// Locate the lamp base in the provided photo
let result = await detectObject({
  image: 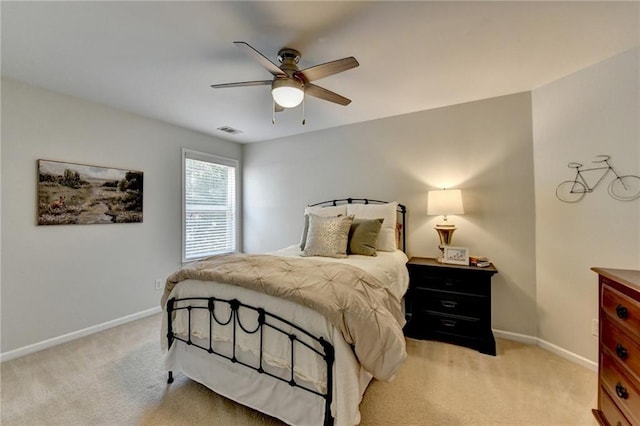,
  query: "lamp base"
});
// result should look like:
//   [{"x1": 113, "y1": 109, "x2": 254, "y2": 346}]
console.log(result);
[
  {"x1": 435, "y1": 224, "x2": 457, "y2": 246},
  {"x1": 434, "y1": 224, "x2": 457, "y2": 262},
  {"x1": 436, "y1": 247, "x2": 449, "y2": 263}
]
